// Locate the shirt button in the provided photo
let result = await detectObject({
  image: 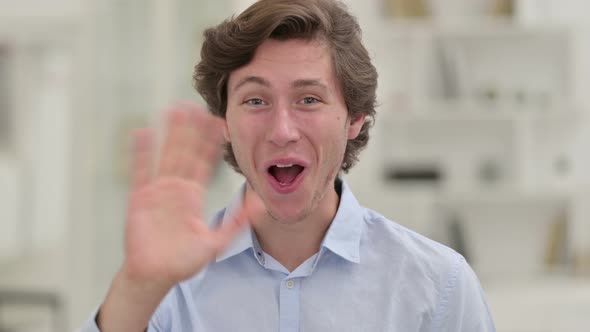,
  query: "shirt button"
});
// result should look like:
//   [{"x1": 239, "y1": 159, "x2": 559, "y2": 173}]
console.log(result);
[
  {"x1": 256, "y1": 252, "x2": 265, "y2": 264},
  {"x1": 285, "y1": 279, "x2": 294, "y2": 289}
]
